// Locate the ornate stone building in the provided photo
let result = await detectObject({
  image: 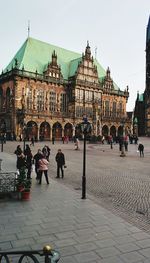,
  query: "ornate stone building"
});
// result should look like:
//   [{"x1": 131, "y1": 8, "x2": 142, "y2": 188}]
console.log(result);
[{"x1": 0, "y1": 37, "x2": 129, "y2": 140}]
